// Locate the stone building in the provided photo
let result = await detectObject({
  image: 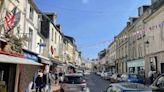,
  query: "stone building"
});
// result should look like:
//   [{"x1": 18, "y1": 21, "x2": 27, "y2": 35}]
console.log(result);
[
  {"x1": 106, "y1": 40, "x2": 116, "y2": 73},
  {"x1": 144, "y1": 0, "x2": 164, "y2": 77},
  {"x1": 115, "y1": 25, "x2": 129, "y2": 74}
]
